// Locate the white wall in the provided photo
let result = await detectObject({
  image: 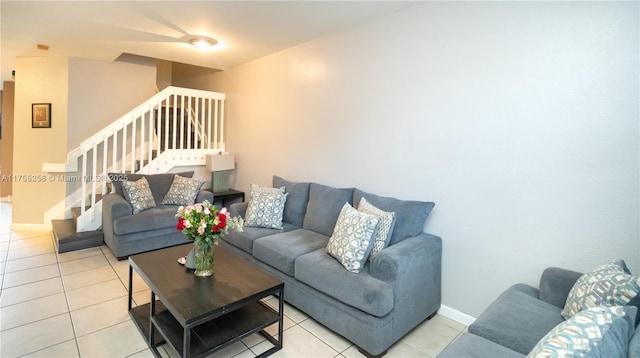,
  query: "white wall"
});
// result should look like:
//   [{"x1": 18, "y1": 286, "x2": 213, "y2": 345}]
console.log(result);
[
  {"x1": 67, "y1": 55, "x2": 156, "y2": 149},
  {"x1": 13, "y1": 57, "x2": 69, "y2": 226},
  {"x1": 213, "y1": 1, "x2": 639, "y2": 317}
]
